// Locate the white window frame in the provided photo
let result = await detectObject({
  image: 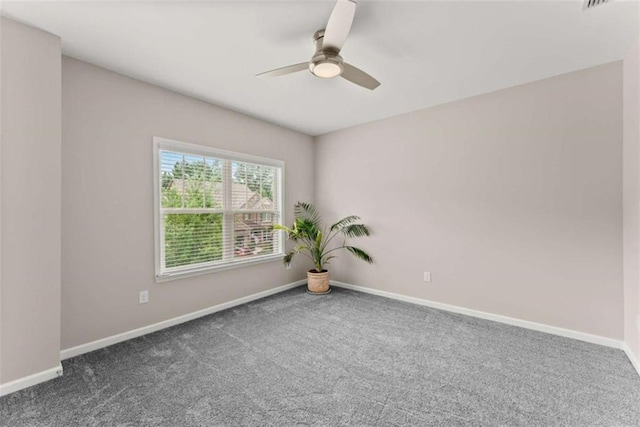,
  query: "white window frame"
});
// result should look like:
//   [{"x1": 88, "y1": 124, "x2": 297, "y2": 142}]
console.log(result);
[{"x1": 153, "y1": 137, "x2": 285, "y2": 282}]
